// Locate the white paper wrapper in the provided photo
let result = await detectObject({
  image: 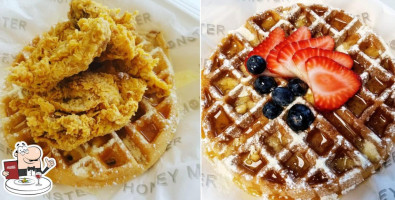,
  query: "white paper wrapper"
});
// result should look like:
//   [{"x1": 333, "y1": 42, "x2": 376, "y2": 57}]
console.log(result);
[
  {"x1": 201, "y1": 0, "x2": 395, "y2": 199},
  {"x1": 0, "y1": 0, "x2": 200, "y2": 199}
]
